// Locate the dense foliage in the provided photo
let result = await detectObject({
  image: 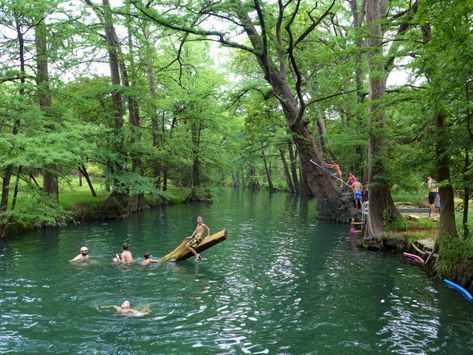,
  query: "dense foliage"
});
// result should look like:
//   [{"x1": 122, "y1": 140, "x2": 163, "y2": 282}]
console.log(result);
[{"x1": 0, "y1": 0, "x2": 472, "y2": 257}]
